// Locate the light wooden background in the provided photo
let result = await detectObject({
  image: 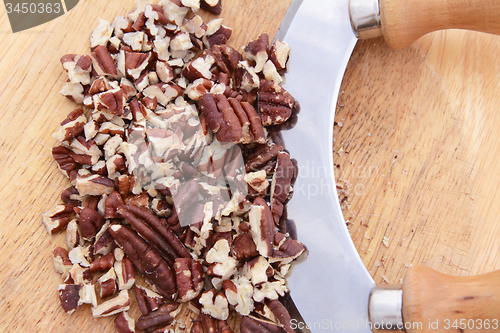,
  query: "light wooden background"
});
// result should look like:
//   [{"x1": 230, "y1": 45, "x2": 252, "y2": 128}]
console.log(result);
[{"x1": 0, "y1": 0, "x2": 499, "y2": 332}]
